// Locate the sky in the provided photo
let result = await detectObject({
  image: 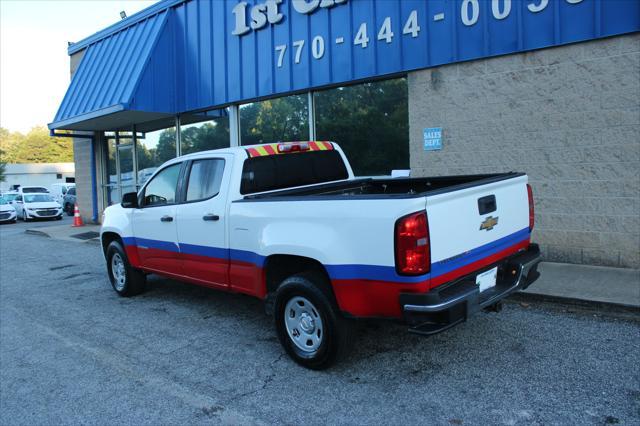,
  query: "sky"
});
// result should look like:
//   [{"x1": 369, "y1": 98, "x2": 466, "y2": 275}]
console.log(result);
[{"x1": 0, "y1": 0, "x2": 159, "y2": 134}]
